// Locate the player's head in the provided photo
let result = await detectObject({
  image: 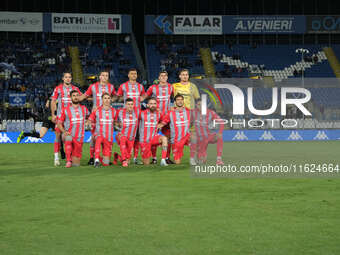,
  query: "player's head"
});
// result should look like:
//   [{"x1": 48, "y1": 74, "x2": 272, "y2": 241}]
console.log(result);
[
  {"x1": 99, "y1": 70, "x2": 109, "y2": 84},
  {"x1": 70, "y1": 90, "x2": 79, "y2": 104},
  {"x1": 179, "y1": 69, "x2": 189, "y2": 83},
  {"x1": 128, "y1": 68, "x2": 138, "y2": 82},
  {"x1": 147, "y1": 97, "x2": 157, "y2": 111},
  {"x1": 158, "y1": 71, "x2": 168, "y2": 84},
  {"x1": 62, "y1": 72, "x2": 72, "y2": 85},
  {"x1": 174, "y1": 94, "x2": 184, "y2": 108},
  {"x1": 125, "y1": 98, "x2": 134, "y2": 111},
  {"x1": 102, "y1": 92, "x2": 111, "y2": 106}
]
